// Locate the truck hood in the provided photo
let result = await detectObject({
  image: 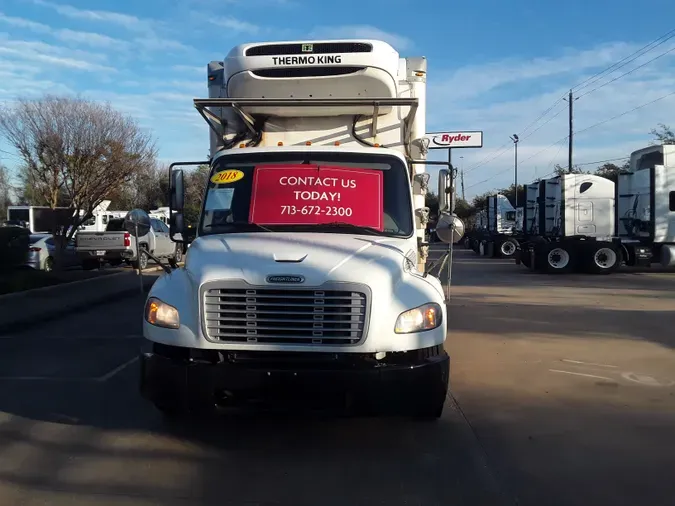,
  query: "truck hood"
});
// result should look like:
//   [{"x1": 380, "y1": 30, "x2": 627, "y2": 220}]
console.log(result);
[{"x1": 184, "y1": 232, "x2": 417, "y2": 288}]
